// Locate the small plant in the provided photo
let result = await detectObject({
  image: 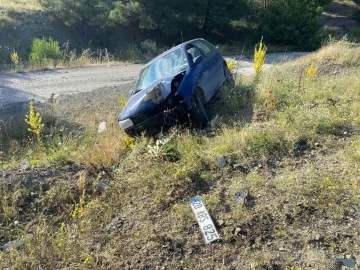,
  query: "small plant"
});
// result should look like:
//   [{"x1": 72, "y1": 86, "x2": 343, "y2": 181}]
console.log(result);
[
  {"x1": 10, "y1": 50, "x2": 19, "y2": 65},
  {"x1": 306, "y1": 58, "x2": 318, "y2": 79},
  {"x1": 0, "y1": 184, "x2": 25, "y2": 222},
  {"x1": 226, "y1": 59, "x2": 237, "y2": 74},
  {"x1": 25, "y1": 101, "x2": 44, "y2": 143},
  {"x1": 120, "y1": 93, "x2": 127, "y2": 110},
  {"x1": 264, "y1": 89, "x2": 276, "y2": 110},
  {"x1": 123, "y1": 136, "x2": 135, "y2": 150},
  {"x1": 147, "y1": 132, "x2": 178, "y2": 160},
  {"x1": 29, "y1": 37, "x2": 62, "y2": 65},
  {"x1": 254, "y1": 38, "x2": 267, "y2": 76}
]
